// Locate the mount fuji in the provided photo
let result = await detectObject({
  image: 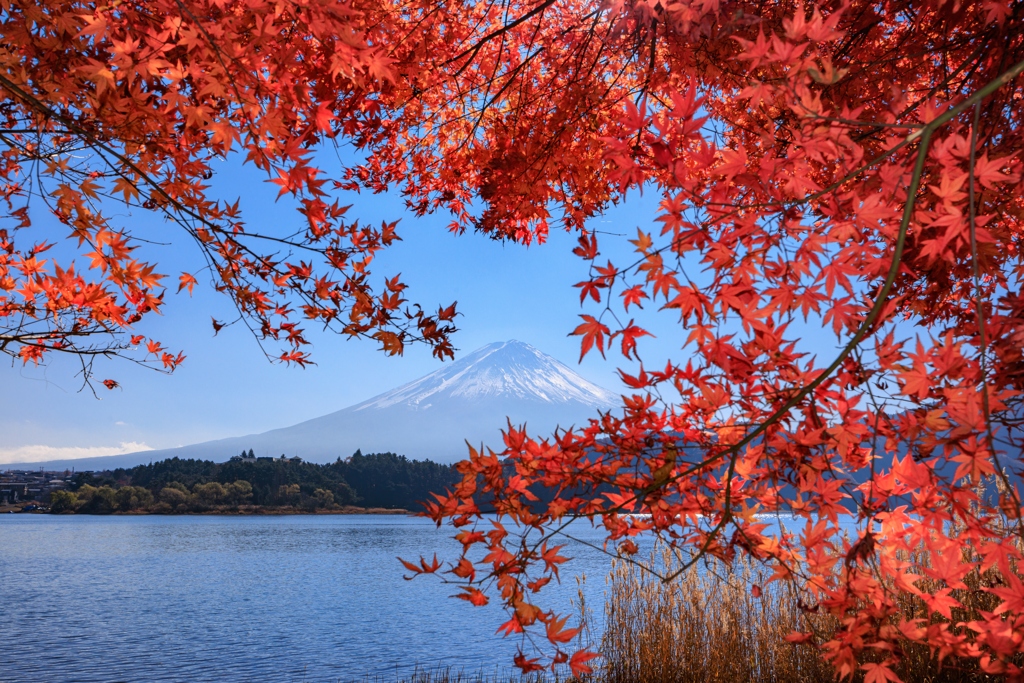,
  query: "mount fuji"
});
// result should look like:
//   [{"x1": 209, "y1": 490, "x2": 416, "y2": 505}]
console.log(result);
[{"x1": 19, "y1": 341, "x2": 619, "y2": 470}]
